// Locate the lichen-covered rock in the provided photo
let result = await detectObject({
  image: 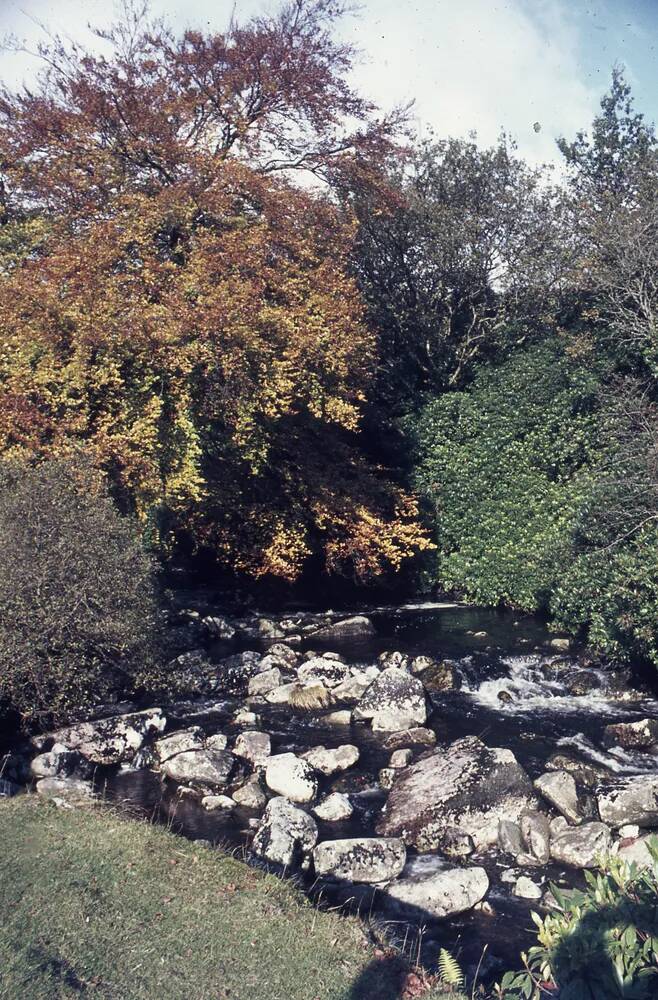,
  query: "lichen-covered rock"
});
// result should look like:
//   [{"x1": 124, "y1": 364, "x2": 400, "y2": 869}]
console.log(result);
[
  {"x1": 418, "y1": 661, "x2": 461, "y2": 692},
  {"x1": 534, "y1": 771, "x2": 582, "y2": 825},
  {"x1": 265, "y1": 753, "x2": 318, "y2": 803},
  {"x1": 311, "y1": 616, "x2": 375, "y2": 642},
  {"x1": 378, "y1": 651, "x2": 410, "y2": 671},
  {"x1": 498, "y1": 819, "x2": 523, "y2": 856},
  {"x1": 549, "y1": 822, "x2": 611, "y2": 868},
  {"x1": 297, "y1": 658, "x2": 351, "y2": 689},
  {"x1": 233, "y1": 731, "x2": 272, "y2": 766},
  {"x1": 247, "y1": 668, "x2": 282, "y2": 697},
  {"x1": 252, "y1": 796, "x2": 318, "y2": 866},
  {"x1": 44, "y1": 708, "x2": 166, "y2": 765},
  {"x1": 162, "y1": 749, "x2": 238, "y2": 791},
  {"x1": 332, "y1": 671, "x2": 375, "y2": 703},
  {"x1": 232, "y1": 775, "x2": 267, "y2": 810},
  {"x1": 514, "y1": 876, "x2": 542, "y2": 900},
  {"x1": 215, "y1": 651, "x2": 263, "y2": 694},
  {"x1": 313, "y1": 837, "x2": 406, "y2": 883},
  {"x1": 153, "y1": 727, "x2": 205, "y2": 763},
  {"x1": 597, "y1": 776, "x2": 658, "y2": 827},
  {"x1": 603, "y1": 719, "x2": 658, "y2": 751},
  {"x1": 36, "y1": 776, "x2": 96, "y2": 808},
  {"x1": 301, "y1": 745, "x2": 359, "y2": 776},
  {"x1": 313, "y1": 792, "x2": 353, "y2": 822},
  {"x1": 520, "y1": 812, "x2": 550, "y2": 865},
  {"x1": 265, "y1": 643, "x2": 300, "y2": 667},
  {"x1": 30, "y1": 743, "x2": 84, "y2": 779},
  {"x1": 545, "y1": 754, "x2": 609, "y2": 789},
  {"x1": 377, "y1": 736, "x2": 537, "y2": 850},
  {"x1": 353, "y1": 668, "x2": 427, "y2": 732},
  {"x1": 383, "y1": 866, "x2": 488, "y2": 917},
  {"x1": 389, "y1": 749, "x2": 413, "y2": 769},
  {"x1": 383, "y1": 728, "x2": 437, "y2": 751},
  {"x1": 617, "y1": 834, "x2": 658, "y2": 869},
  {"x1": 202, "y1": 794, "x2": 236, "y2": 811}
]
